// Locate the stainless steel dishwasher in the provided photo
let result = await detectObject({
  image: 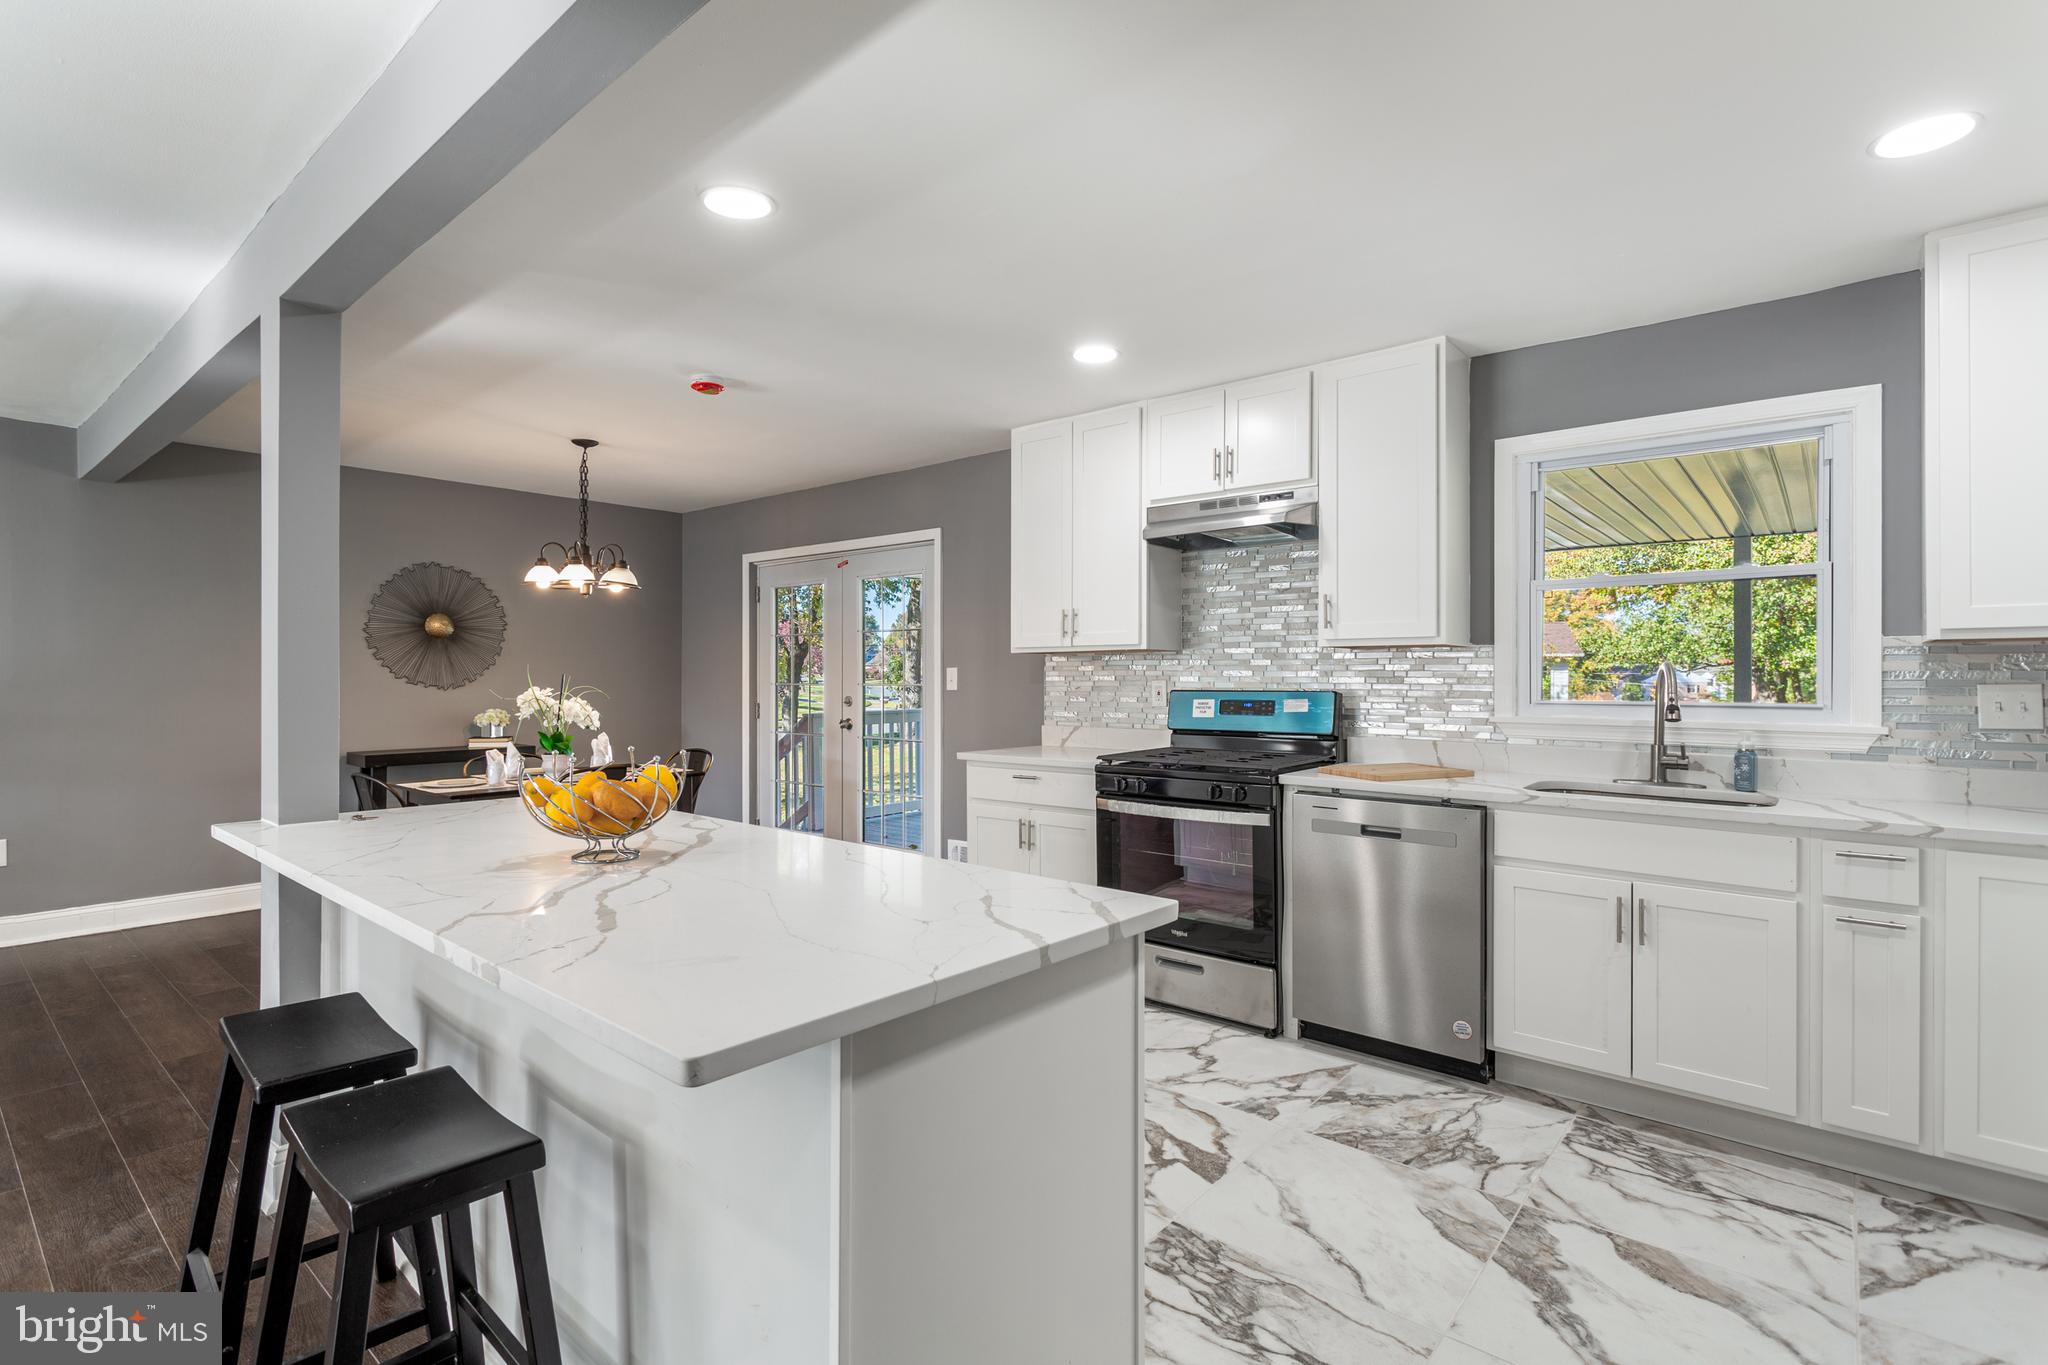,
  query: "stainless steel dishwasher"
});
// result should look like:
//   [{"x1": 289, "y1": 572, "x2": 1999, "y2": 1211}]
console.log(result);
[{"x1": 1286, "y1": 791, "x2": 1489, "y2": 1080}]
